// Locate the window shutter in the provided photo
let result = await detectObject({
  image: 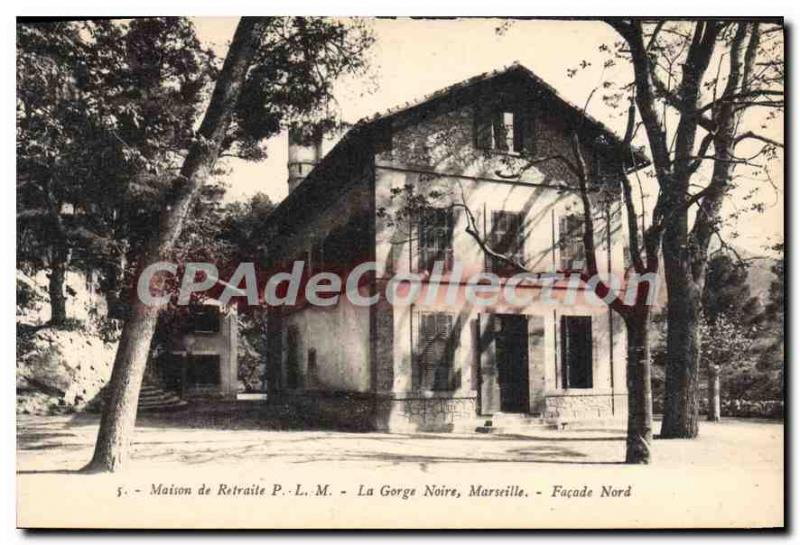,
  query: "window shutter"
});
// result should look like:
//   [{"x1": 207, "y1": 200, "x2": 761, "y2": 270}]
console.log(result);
[
  {"x1": 416, "y1": 215, "x2": 424, "y2": 273},
  {"x1": 513, "y1": 108, "x2": 525, "y2": 153},
  {"x1": 435, "y1": 313, "x2": 449, "y2": 390},
  {"x1": 559, "y1": 214, "x2": 585, "y2": 271},
  {"x1": 414, "y1": 312, "x2": 430, "y2": 390},
  {"x1": 445, "y1": 208, "x2": 455, "y2": 272},
  {"x1": 416, "y1": 312, "x2": 458, "y2": 391},
  {"x1": 522, "y1": 108, "x2": 536, "y2": 155},
  {"x1": 560, "y1": 316, "x2": 569, "y2": 388},
  {"x1": 492, "y1": 112, "x2": 508, "y2": 151},
  {"x1": 474, "y1": 103, "x2": 492, "y2": 149},
  {"x1": 581, "y1": 317, "x2": 594, "y2": 388},
  {"x1": 560, "y1": 316, "x2": 593, "y2": 389},
  {"x1": 558, "y1": 215, "x2": 568, "y2": 271}
]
